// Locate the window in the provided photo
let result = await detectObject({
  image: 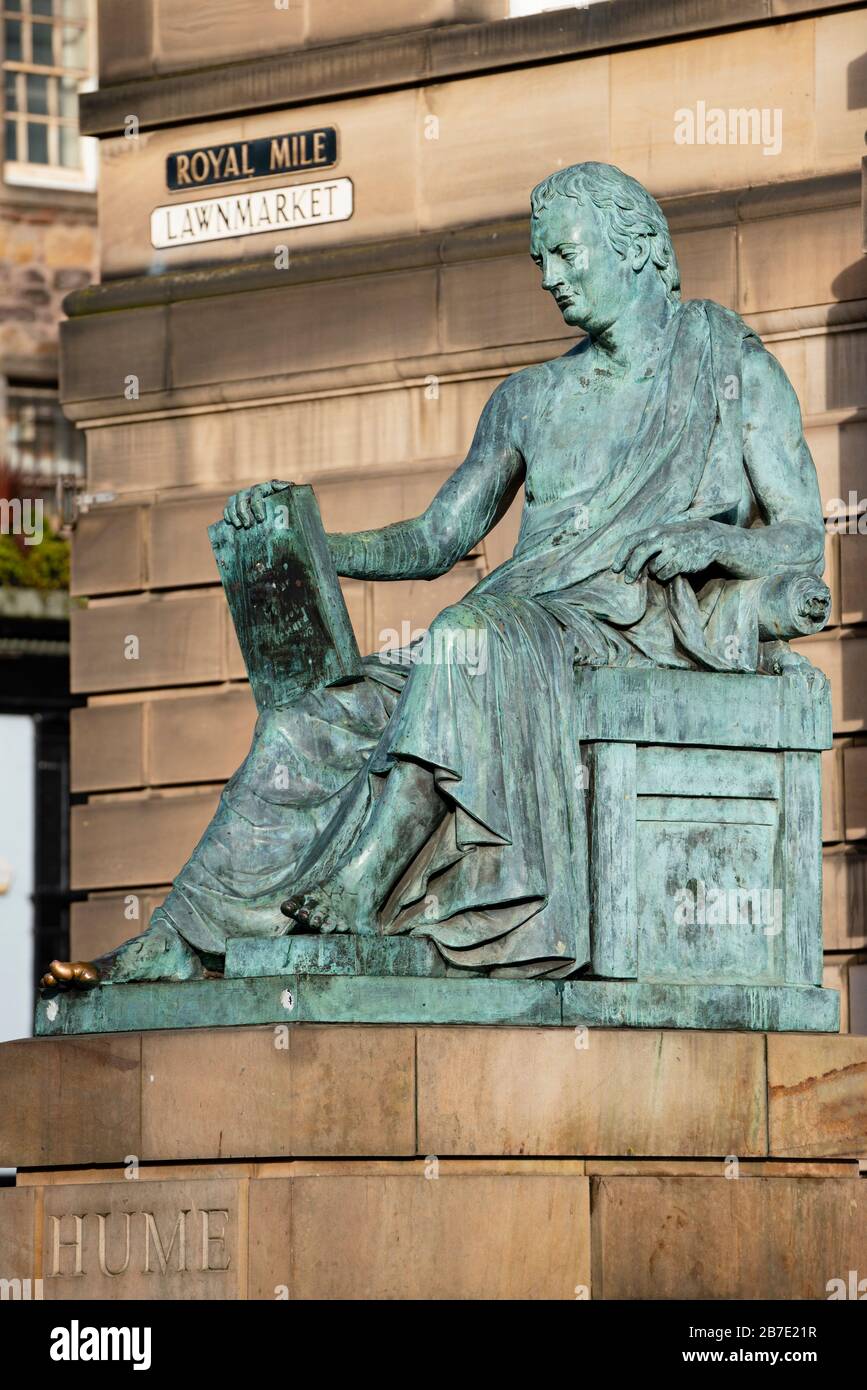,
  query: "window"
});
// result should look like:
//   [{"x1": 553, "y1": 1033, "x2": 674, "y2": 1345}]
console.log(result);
[
  {"x1": 3, "y1": 383, "x2": 84, "y2": 527},
  {"x1": 2, "y1": 0, "x2": 95, "y2": 191}
]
